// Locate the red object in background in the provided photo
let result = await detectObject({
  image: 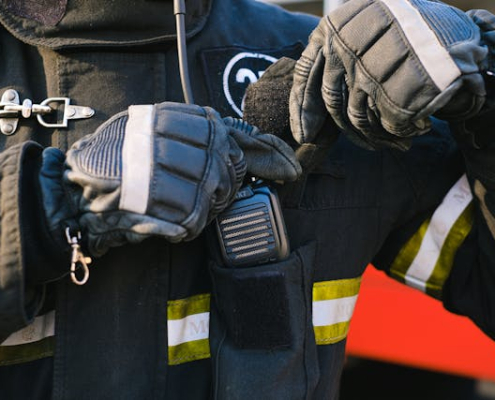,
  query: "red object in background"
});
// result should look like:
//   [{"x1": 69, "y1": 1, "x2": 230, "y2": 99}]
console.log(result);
[{"x1": 346, "y1": 266, "x2": 495, "y2": 381}]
